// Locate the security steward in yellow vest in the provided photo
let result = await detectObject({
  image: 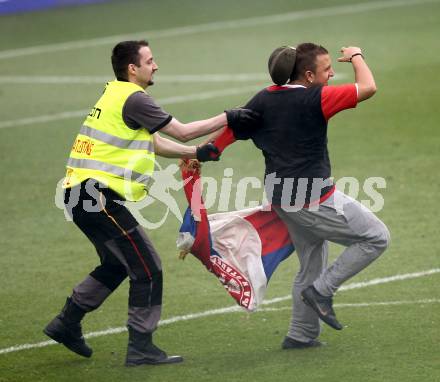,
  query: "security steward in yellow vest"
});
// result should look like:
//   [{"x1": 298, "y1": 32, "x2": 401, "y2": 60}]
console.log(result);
[{"x1": 43, "y1": 40, "x2": 259, "y2": 366}]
